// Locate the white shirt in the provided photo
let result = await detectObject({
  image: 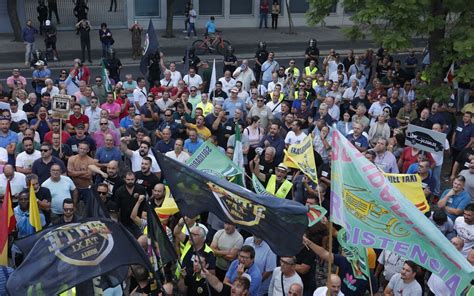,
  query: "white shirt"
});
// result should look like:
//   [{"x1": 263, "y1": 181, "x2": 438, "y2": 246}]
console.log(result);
[
  {"x1": 160, "y1": 78, "x2": 177, "y2": 88},
  {"x1": 432, "y1": 139, "x2": 450, "y2": 166},
  {"x1": 170, "y1": 70, "x2": 182, "y2": 85},
  {"x1": 10, "y1": 110, "x2": 28, "y2": 123},
  {"x1": 84, "y1": 106, "x2": 103, "y2": 123},
  {"x1": 15, "y1": 150, "x2": 41, "y2": 170},
  {"x1": 0, "y1": 172, "x2": 27, "y2": 196},
  {"x1": 218, "y1": 77, "x2": 236, "y2": 95},
  {"x1": 41, "y1": 86, "x2": 60, "y2": 96},
  {"x1": 267, "y1": 81, "x2": 279, "y2": 93},
  {"x1": 454, "y1": 216, "x2": 474, "y2": 256},
  {"x1": 377, "y1": 250, "x2": 405, "y2": 281},
  {"x1": 165, "y1": 150, "x2": 190, "y2": 163},
  {"x1": 130, "y1": 150, "x2": 161, "y2": 173},
  {"x1": 284, "y1": 131, "x2": 307, "y2": 145},
  {"x1": 268, "y1": 267, "x2": 303, "y2": 296},
  {"x1": 313, "y1": 287, "x2": 344, "y2": 296},
  {"x1": 0, "y1": 147, "x2": 7, "y2": 164},
  {"x1": 368, "y1": 102, "x2": 389, "y2": 124},
  {"x1": 183, "y1": 74, "x2": 203, "y2": 94},
  {"x1": 342, "y1": 87, "x2": 360, "y2": 101},
  {"x1": 266, "y1": 101, "x2": 281, "y2": 114},
  {"x1": 133, "y1": 87, "x2": 148, "y2": 113},
  {"x1": 42, "y1": 176, "x2": 76, "y2": 214},
  {"x1": 328, "y1": 104, "x2": 340, "y2": 121}
]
